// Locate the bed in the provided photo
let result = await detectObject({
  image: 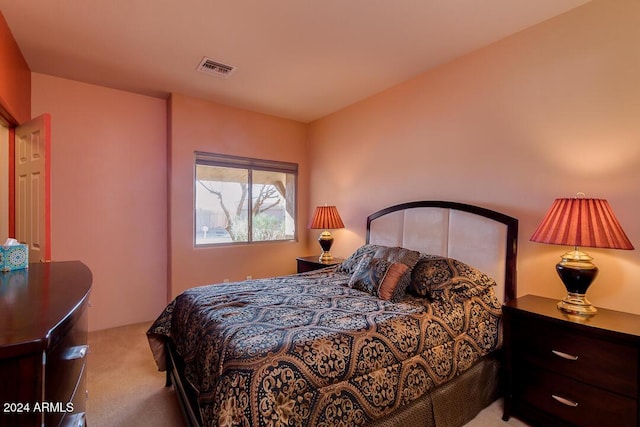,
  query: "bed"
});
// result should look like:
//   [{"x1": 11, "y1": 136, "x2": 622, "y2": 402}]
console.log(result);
[{"x1": 148, "y1": 200, "x2": 518, "y2": 427}]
